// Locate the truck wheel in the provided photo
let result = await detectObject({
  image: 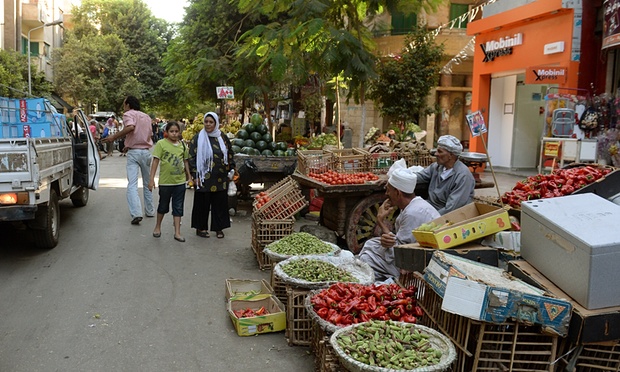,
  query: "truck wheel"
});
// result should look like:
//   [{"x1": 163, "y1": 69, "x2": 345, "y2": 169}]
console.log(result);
[
  {"x1": 33, "y1": 189, "x2": 60, "y2": 249},
  {"x1": 70, "y1": 187, "x2": 89, "y2": 207}
]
